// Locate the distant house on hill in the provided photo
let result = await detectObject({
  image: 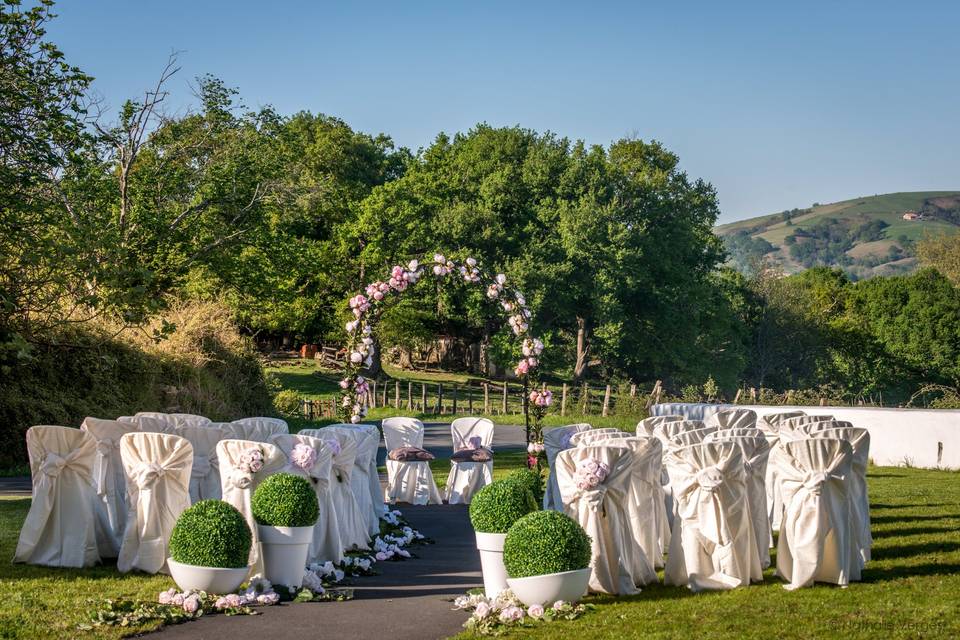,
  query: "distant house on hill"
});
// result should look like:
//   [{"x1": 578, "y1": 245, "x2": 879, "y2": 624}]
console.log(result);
[{"x1": 902, "y1": 211, "x2": 921, "y2": 221}]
